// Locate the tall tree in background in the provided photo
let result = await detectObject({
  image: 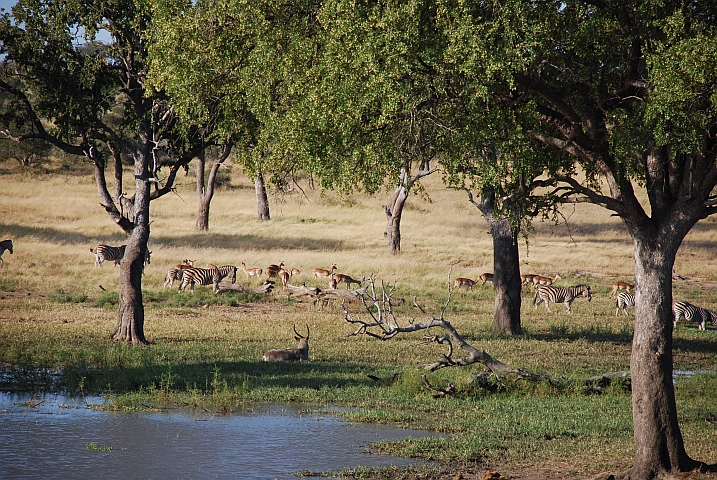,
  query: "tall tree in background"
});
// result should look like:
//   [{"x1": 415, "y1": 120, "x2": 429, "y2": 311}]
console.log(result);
[
  {"x1": 440, "y1": 1, "x2": 717, "y2": 477},
  {"x1": 0, "y1": 0, "x2": 218, "y2": 344},
  {"x1": 149, "y1": 0, "x2": 313, "y2": 223}
]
